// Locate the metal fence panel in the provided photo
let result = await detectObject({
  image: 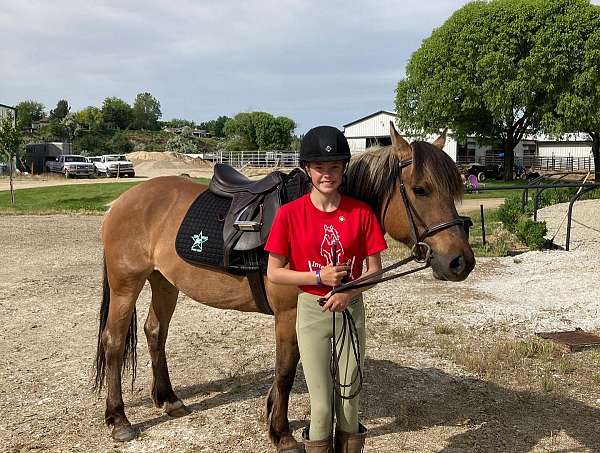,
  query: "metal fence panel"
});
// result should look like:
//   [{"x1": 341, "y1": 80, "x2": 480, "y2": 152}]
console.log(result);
[{"x1": 207, "y1": 151, "x2": 299, "y2": 168}]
